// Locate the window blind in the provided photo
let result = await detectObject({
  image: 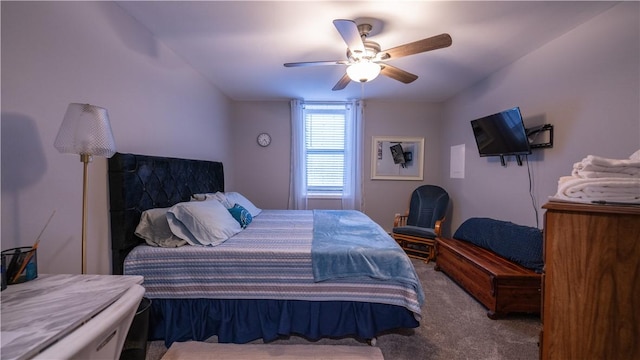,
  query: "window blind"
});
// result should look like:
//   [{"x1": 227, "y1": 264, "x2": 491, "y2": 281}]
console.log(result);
[{"x1": 304, "y1": 104, "x2": 347, "y2": 194}]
